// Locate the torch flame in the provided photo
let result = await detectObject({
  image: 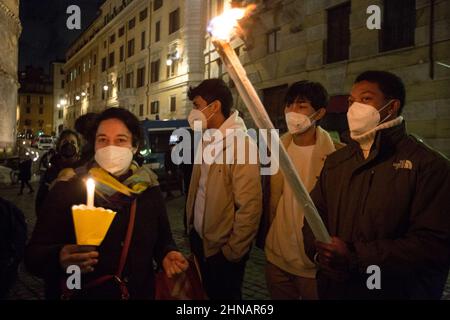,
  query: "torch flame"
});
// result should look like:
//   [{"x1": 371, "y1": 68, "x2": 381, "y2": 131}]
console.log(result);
[{"x1": 208, "y1": 7, "x2": 253, "y2": 41}]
